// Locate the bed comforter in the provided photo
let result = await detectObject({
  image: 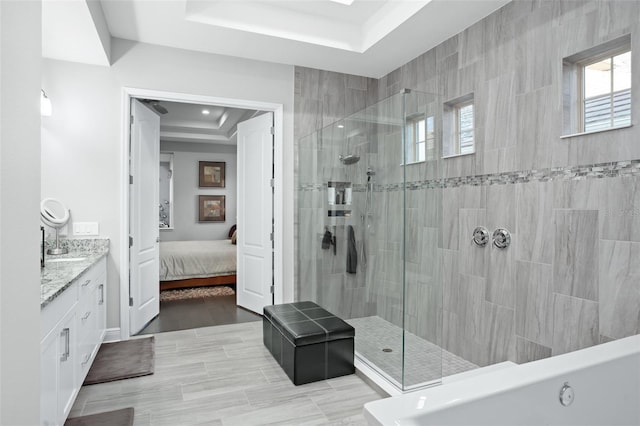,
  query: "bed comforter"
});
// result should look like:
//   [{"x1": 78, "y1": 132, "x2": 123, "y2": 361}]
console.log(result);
[{"x1": 159, "y1": 240, "x2": 237, "y2": 281}]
